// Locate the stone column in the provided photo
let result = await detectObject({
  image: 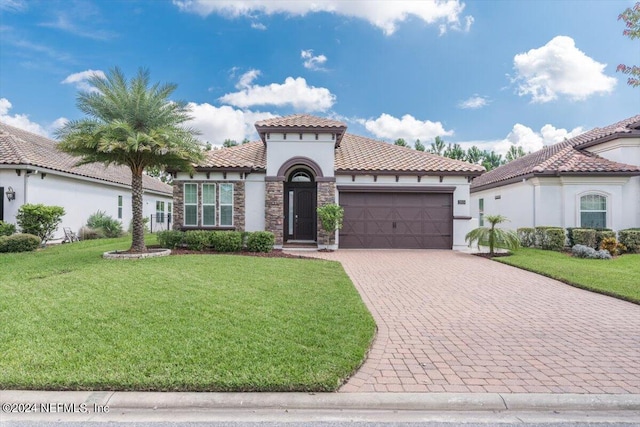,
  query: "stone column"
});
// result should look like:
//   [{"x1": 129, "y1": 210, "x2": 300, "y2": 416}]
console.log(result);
[
  {"x1": 316, "y1": 180, "x2": 337, "y2": 246},
  {"x1": 172, "y1": 182, "x2": 184, "y2": 230},
  {"x1": 265, "y1": 180, "x2": 284, "y2": 246},
  {"x1": 233, "y1": 181, "x2": 245, "y2": 231}
]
